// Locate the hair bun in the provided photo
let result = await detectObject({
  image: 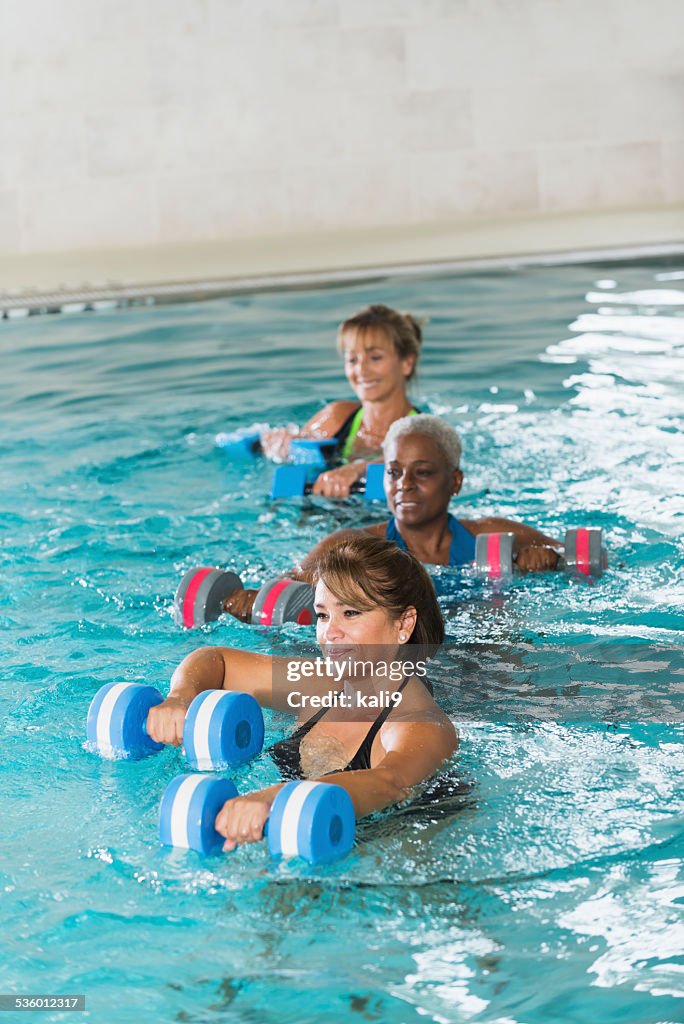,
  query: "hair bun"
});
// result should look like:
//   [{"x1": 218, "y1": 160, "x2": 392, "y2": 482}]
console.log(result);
[{"x1": 402, "y1": 313, "x2": 425, "y2": 347}]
